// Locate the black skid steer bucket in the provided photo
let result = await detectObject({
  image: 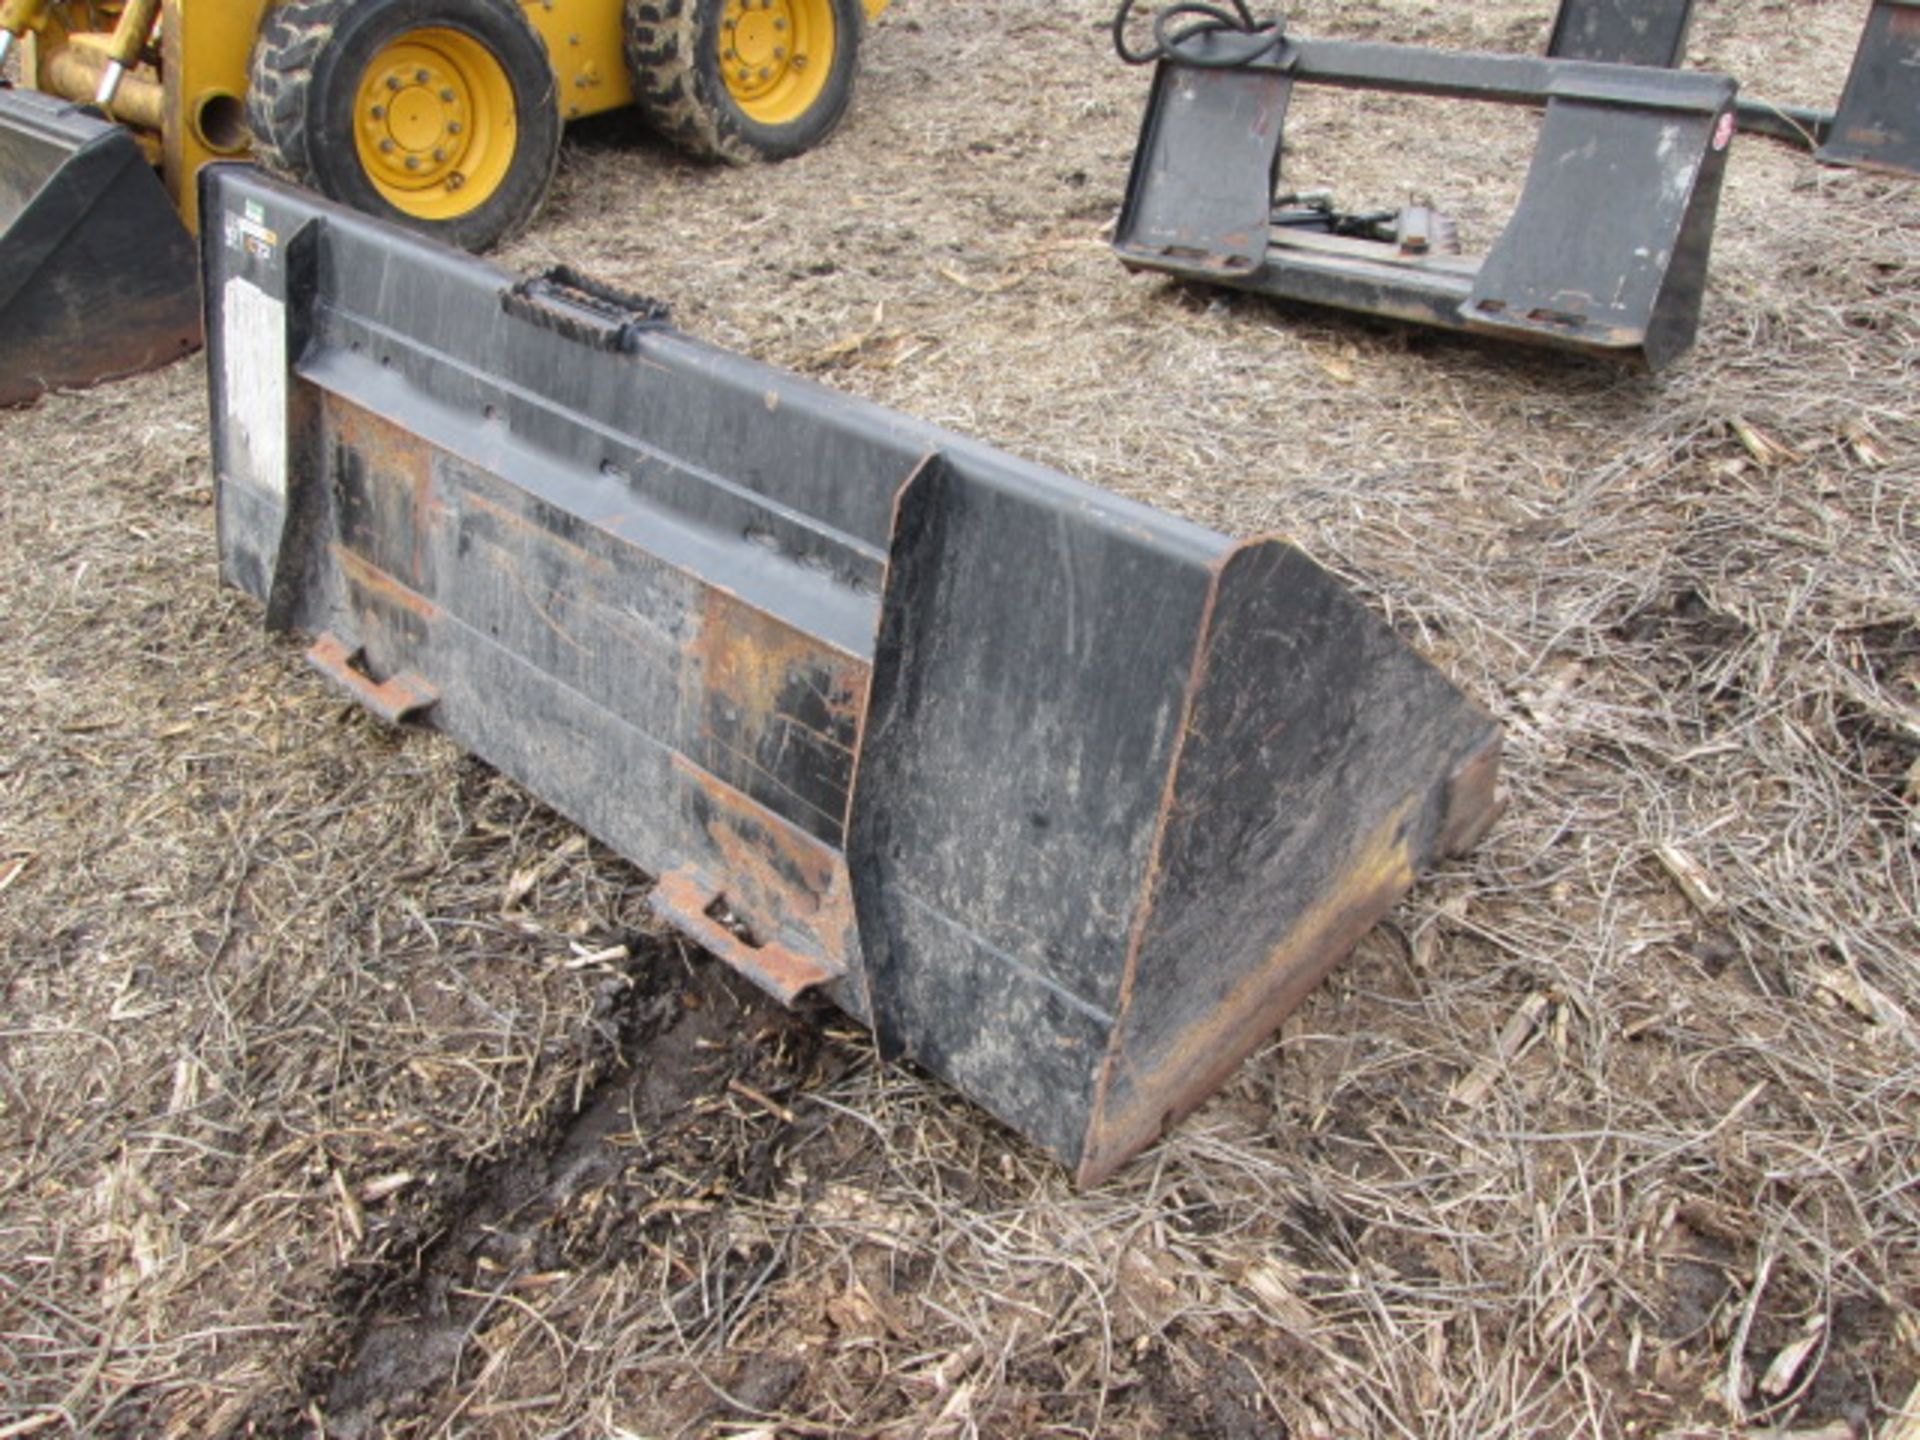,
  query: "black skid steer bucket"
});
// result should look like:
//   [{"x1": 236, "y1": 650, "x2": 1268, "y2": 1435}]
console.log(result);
[
  {"x1": 203, "y1": 166, "x2": 1502, "y2": 1186},
  {"x1": 0, "y1": 86, "x2": 201, "y2": 406}
]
